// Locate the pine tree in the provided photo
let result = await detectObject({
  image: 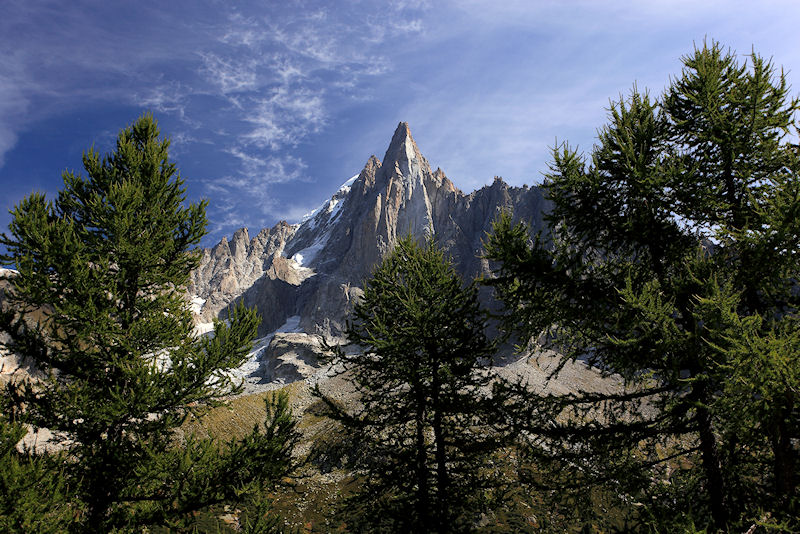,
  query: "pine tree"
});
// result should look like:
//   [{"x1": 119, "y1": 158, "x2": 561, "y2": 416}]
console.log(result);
[
  {"x1": 0, "y1": 114, "x2": 298, "y2": 532},
  {"x1": 314, "y1": 236, "x2": 507, "y2": 533},
  {"x1": 485, "y1": 41, "x2": 800, "y2": 531}
]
